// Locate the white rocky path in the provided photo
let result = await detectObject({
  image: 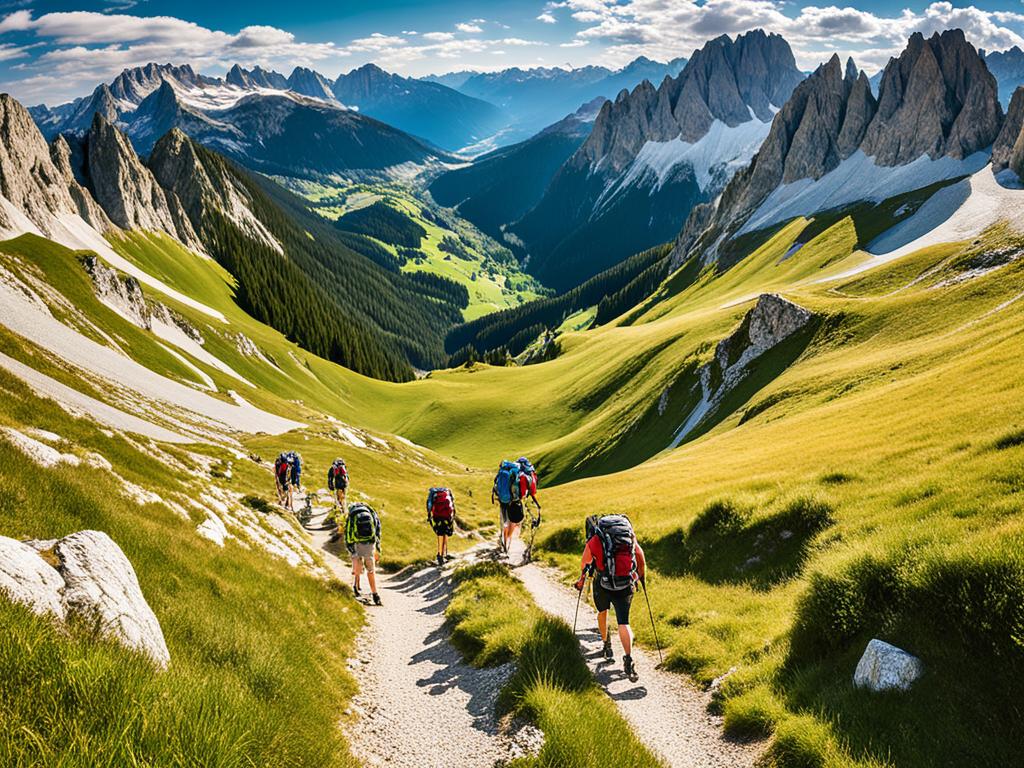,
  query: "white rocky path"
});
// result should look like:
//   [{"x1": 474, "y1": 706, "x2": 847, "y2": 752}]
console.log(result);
[
  {"x1": 508, "y1": 536, "x2": 763, "y2": 768},
  {"x1": 301, "y1": 507, "x2": 531, "y2": 768},
  {"x1": 298, "y1": 493, "x2": 762, "y2": 768}
]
